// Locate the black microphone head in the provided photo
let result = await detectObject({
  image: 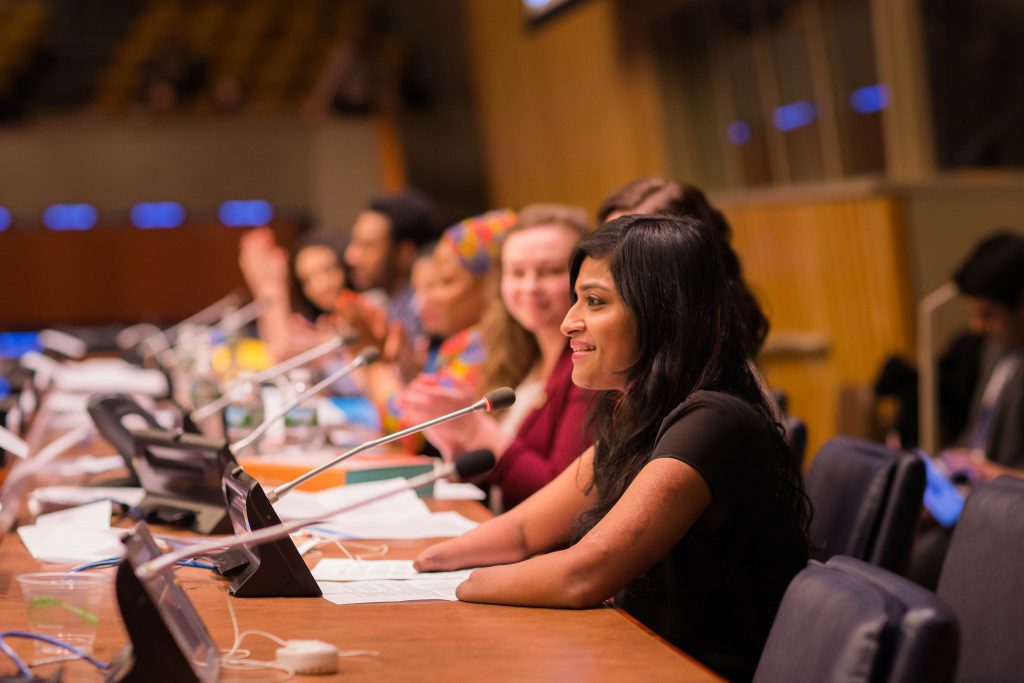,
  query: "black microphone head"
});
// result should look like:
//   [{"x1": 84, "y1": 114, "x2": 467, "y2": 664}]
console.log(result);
[
  {"x1": 482, "y1": 387, "x2": 516, "y2": 412},
  {"x1": 338, "y1": 332, "x2": 360, "y2": 346},
  {"x1": 357, "y1": 346, "x2": 381, "y2": 365},
  {"x1": 453, "y1": 449, "x2": 496, "y2": 479}
]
